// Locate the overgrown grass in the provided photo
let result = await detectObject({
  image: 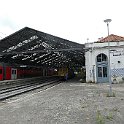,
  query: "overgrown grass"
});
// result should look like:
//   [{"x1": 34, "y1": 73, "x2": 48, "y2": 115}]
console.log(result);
[
  {"x1": 96, "y1": 110, "x2": 105, "y2": 124},
  {"x1": 106, "y1": 92, "x2": 116, "y2": 97},
  {"x1": 105, "y1": 112, "x2": 113, "y2": 121}
]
